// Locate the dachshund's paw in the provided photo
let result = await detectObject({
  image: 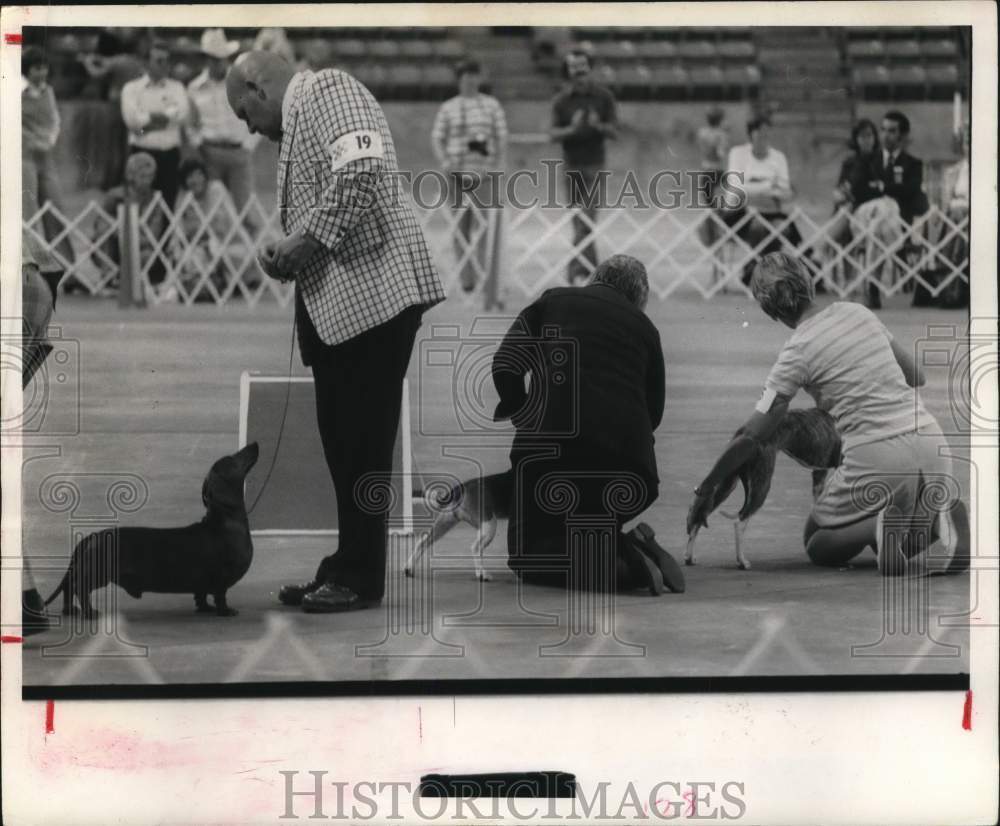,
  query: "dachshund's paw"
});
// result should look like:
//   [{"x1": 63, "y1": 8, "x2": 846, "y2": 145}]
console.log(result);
[
  {"x1": 403, "y1": 566, "x2": 414, "y2": 578},
  {"x1": 195, "y1": 603, "x2": 215, "y2": 613},
  {"x1": 737, "y1": 561, "x2": 751, "y2": 571},
  {"x1": 684, "y1": 559, "x2": 695, "y2": 566},
  {"x1": 215, "y1": 607, "x2": 238, "y2": 617},
  {"x1": 476, "y1": 571, "x2": 492, "y2": 582}
]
